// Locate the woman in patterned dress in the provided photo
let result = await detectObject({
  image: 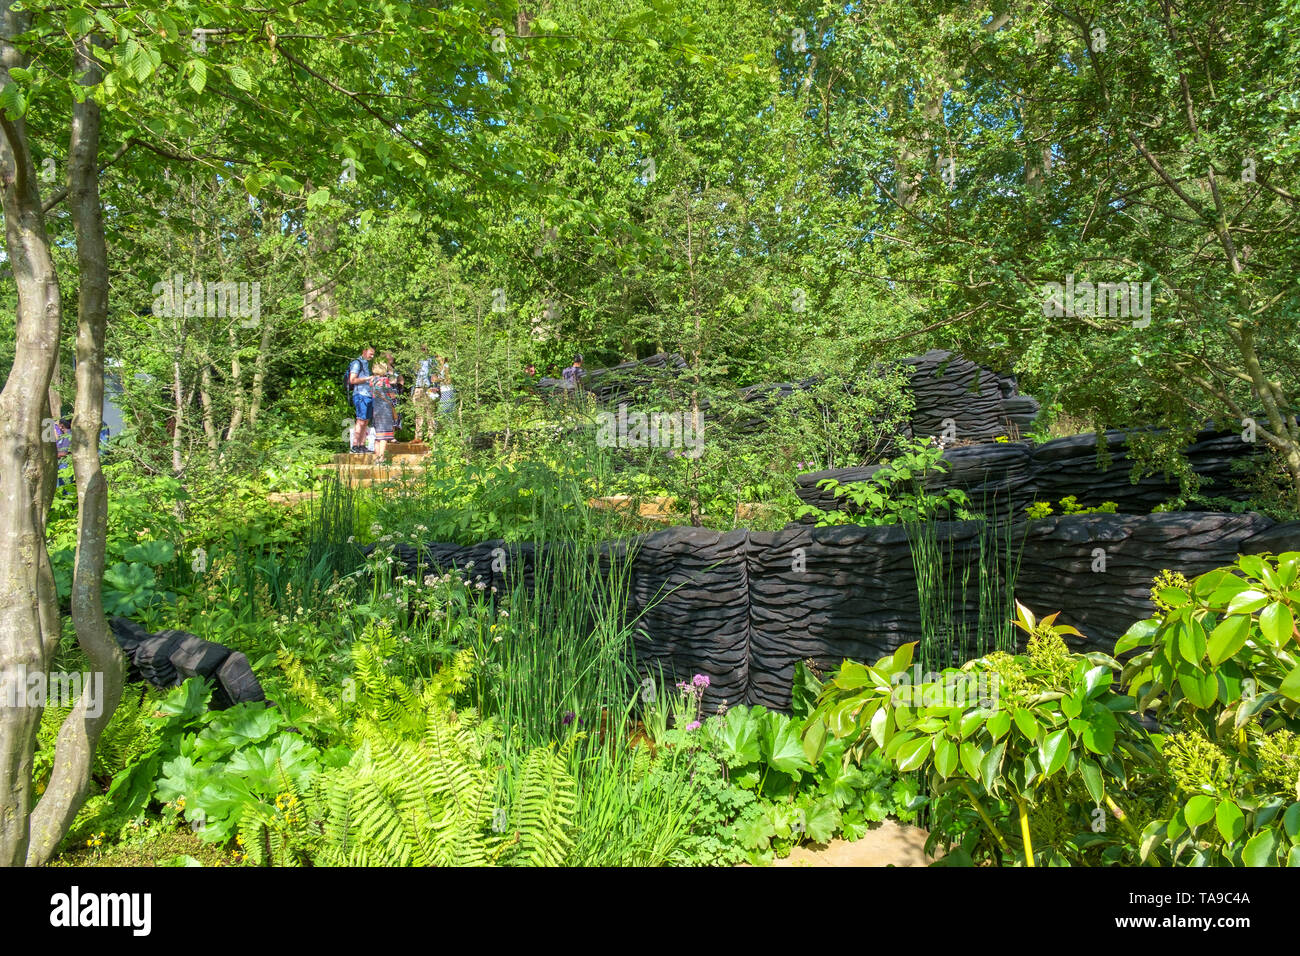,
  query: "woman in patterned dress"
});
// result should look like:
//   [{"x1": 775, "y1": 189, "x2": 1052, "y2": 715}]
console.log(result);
[{"x1": 370, "y1": 361, "x2": 397, "y2": 458}]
